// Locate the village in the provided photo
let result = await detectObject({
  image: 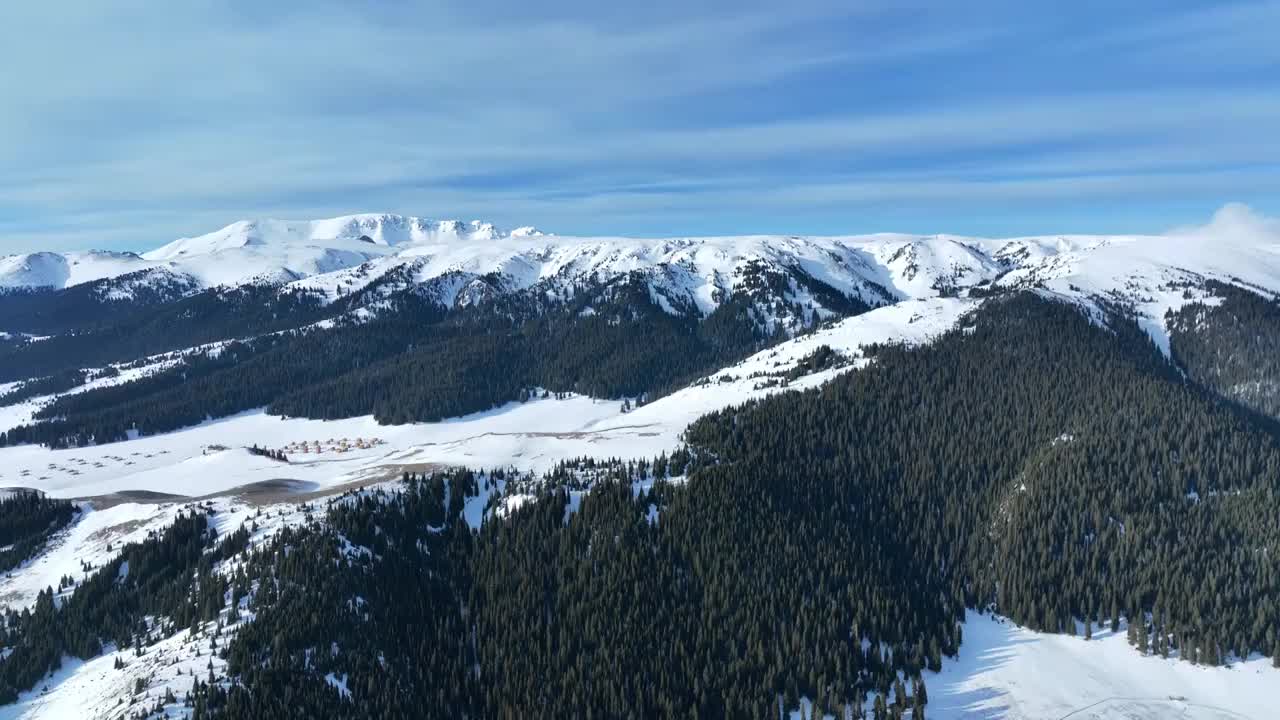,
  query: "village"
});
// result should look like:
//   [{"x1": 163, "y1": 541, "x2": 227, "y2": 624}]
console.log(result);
[
  {"x1": 197, "y1": 436, "x2": 387, "y2": 464},
  {"x1": 280, "y1": 436, "x2": 386, "y2": 456}
]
